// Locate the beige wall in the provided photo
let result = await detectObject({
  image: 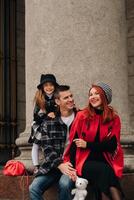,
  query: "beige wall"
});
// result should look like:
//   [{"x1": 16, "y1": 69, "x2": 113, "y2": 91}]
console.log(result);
[
  {"x1": 127, "y1": 0, "x2": 134, "y2": 132},
  {"x1": 15, "y1": 0, "x2": 134, "y2": 136},
  {"x1": 25, "y1": 0, "x2": 129, "y2": 134}
]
